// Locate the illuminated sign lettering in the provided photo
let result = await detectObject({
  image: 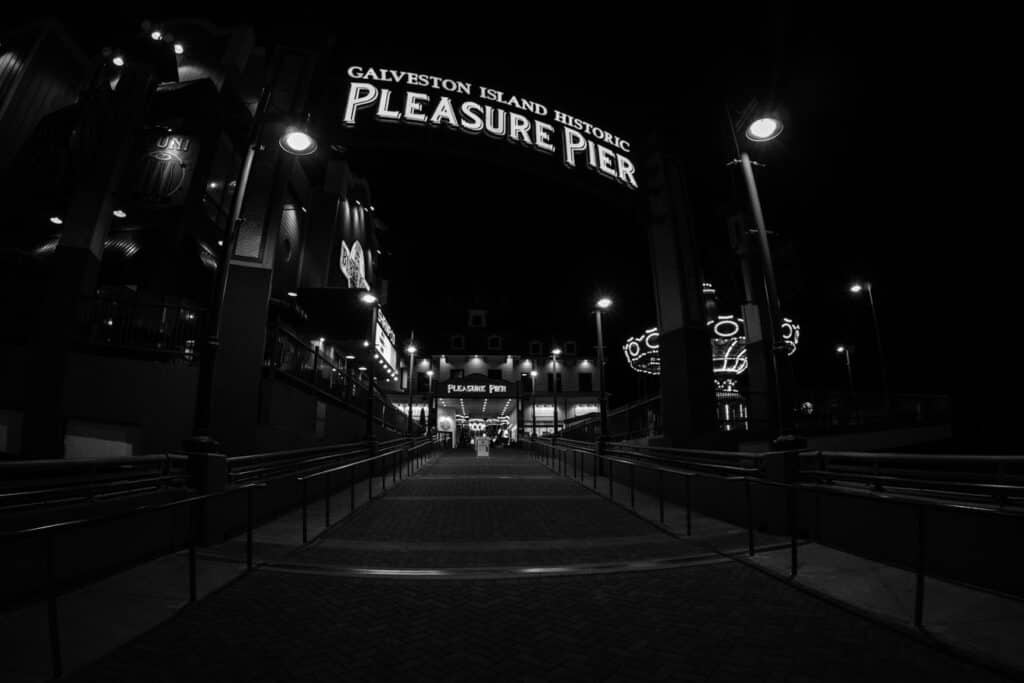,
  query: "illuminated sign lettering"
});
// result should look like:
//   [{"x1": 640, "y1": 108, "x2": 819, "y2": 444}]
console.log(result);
[
  {"x1": 374, "y1": 311, "x2": 397, "y2": 372},
  {"x1": 342, "y1": 66, "x2": 637, "y2": 190},
  {"x1": 446, "y1": 384, "x2": 508, "y2": 395}
]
